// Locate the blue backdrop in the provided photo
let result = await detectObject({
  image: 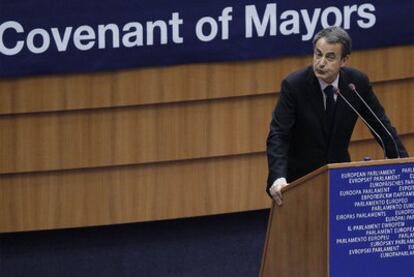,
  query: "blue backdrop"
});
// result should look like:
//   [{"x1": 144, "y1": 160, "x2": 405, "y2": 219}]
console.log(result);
[{"x1": 0, "y1": 0, "x2": 413, "y2": 77}]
